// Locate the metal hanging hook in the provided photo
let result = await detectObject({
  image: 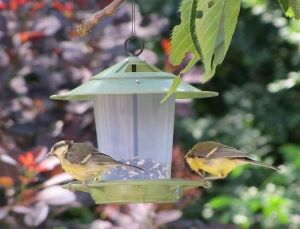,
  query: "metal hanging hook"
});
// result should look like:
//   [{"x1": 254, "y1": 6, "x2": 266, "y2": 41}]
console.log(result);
[
  {"x1": 124, "y1": 0, "x2": 144, "y2": 56},
  {"x1": 124, "y1": 36, "x2": 144, "y2": 56}
]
